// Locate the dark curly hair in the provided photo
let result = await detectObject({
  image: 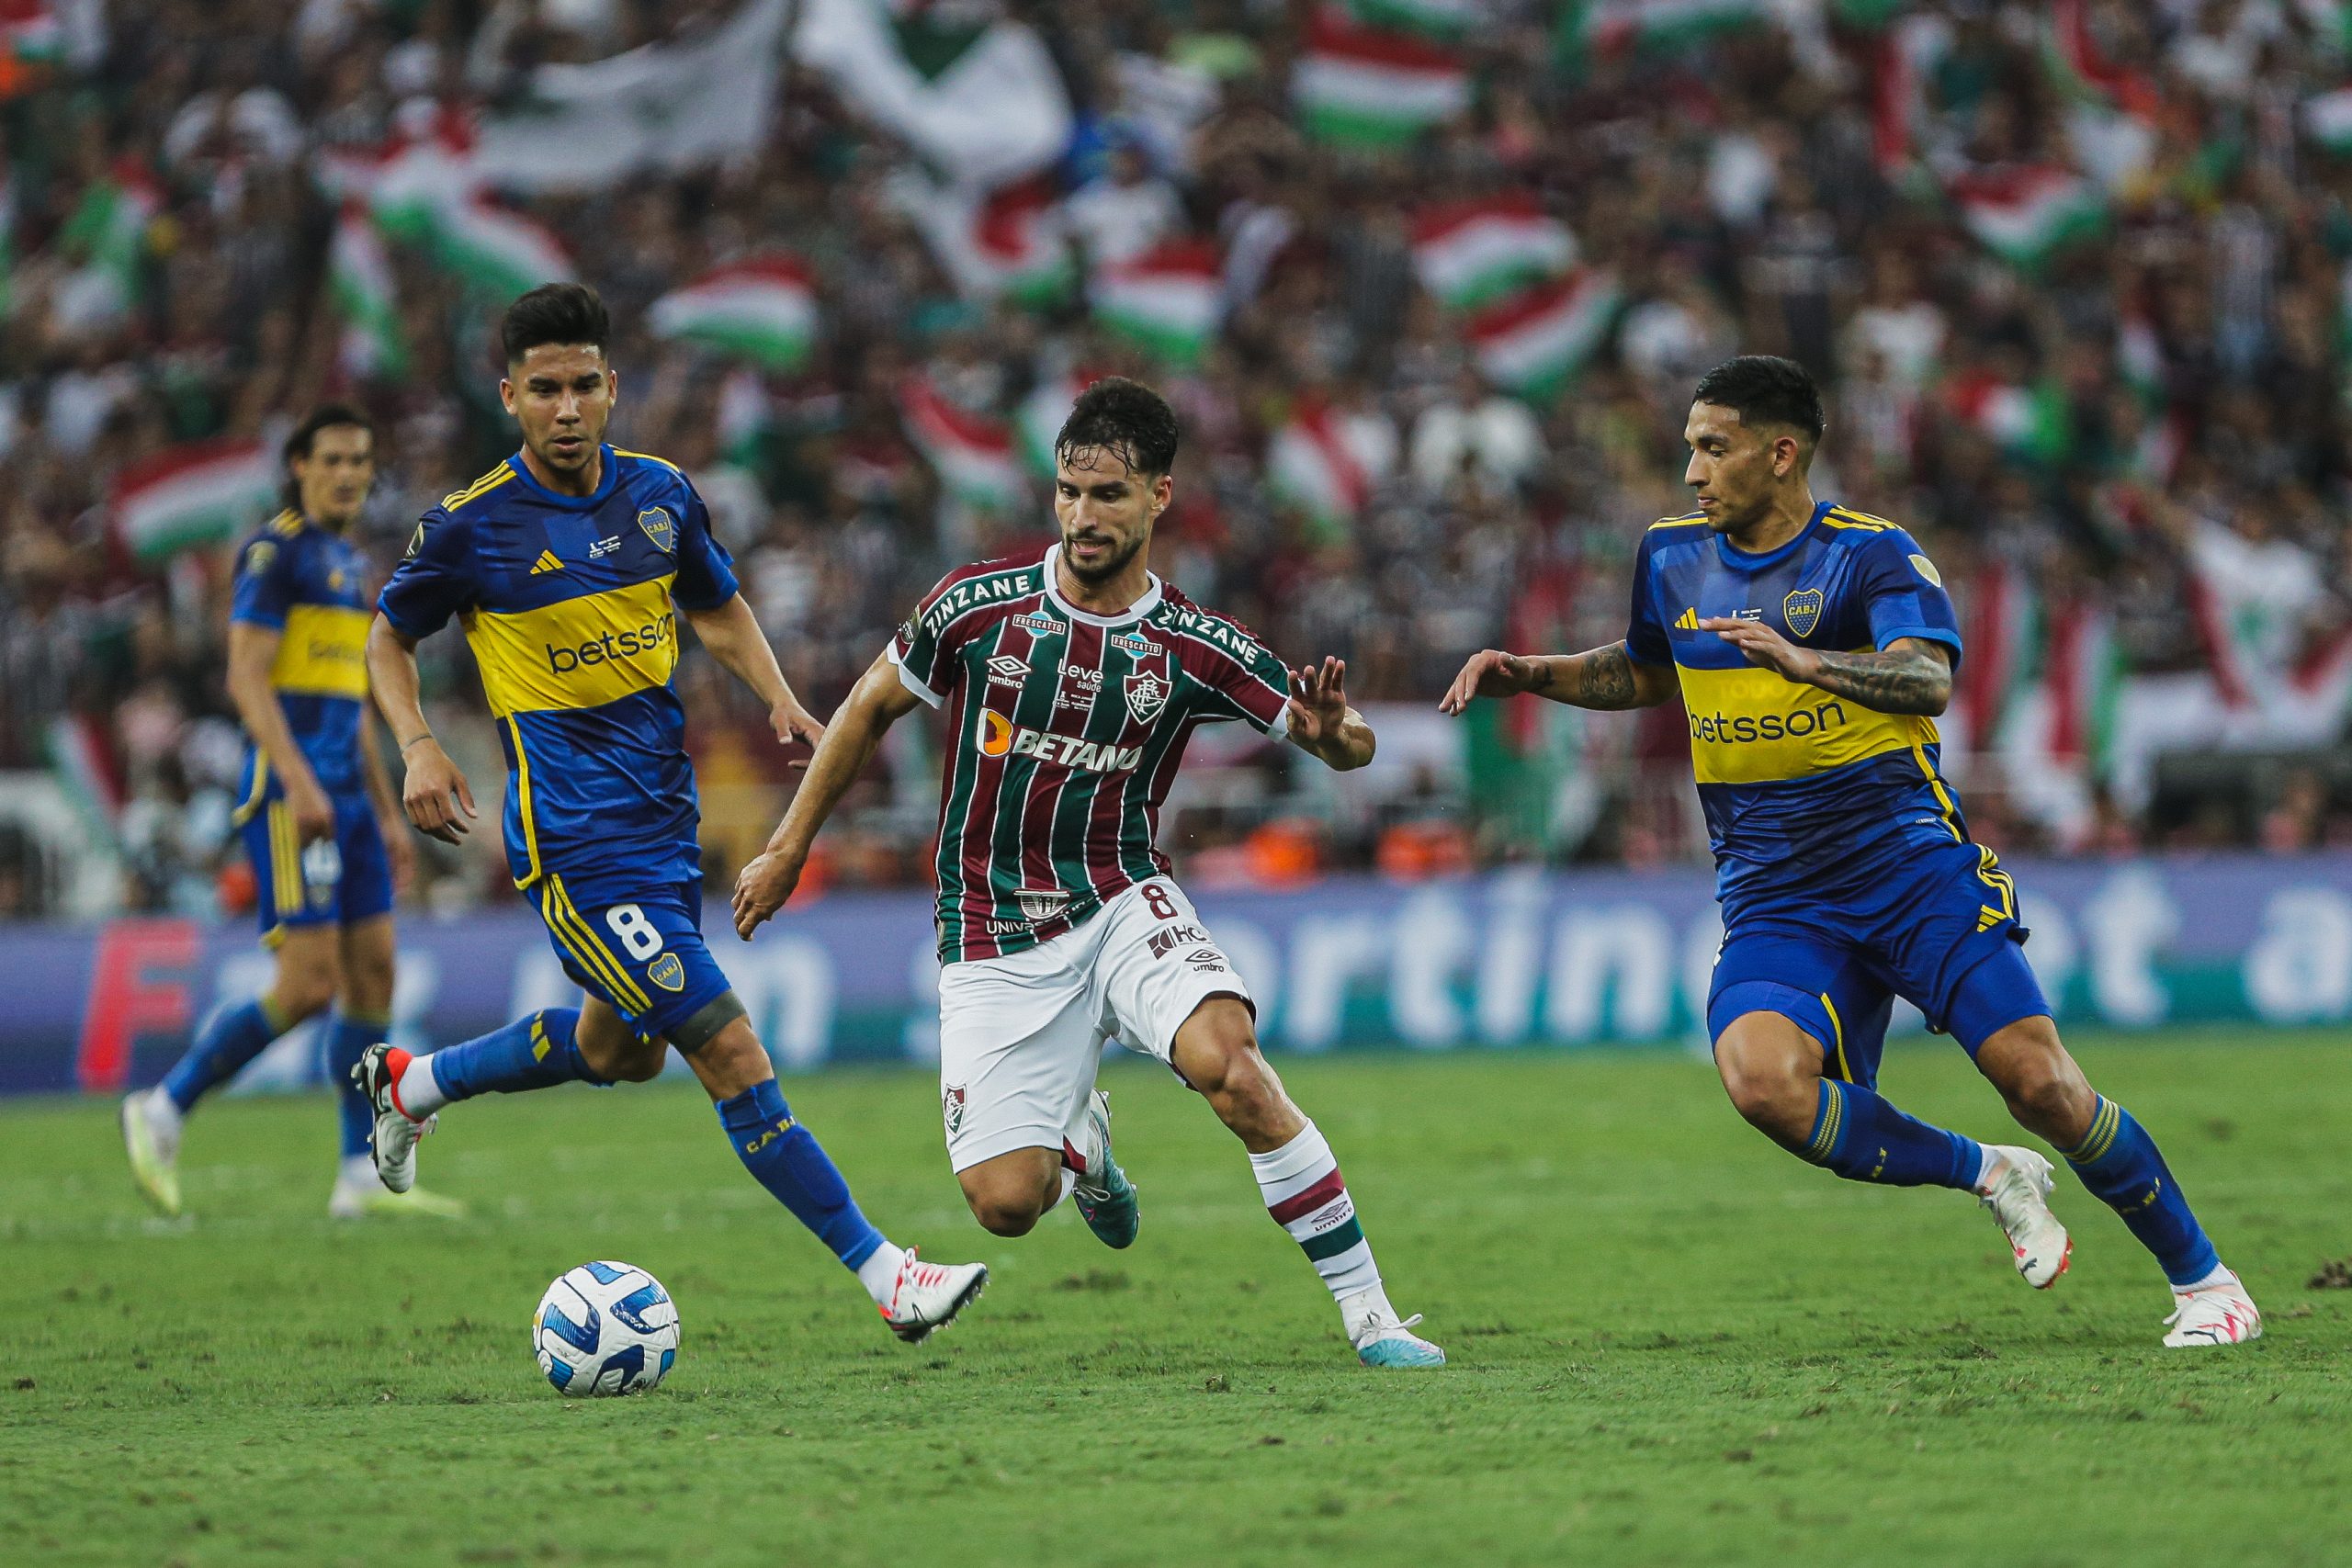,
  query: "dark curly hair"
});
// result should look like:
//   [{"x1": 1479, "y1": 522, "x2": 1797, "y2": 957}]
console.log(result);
[
  {"x1": 1690, "y1": 355, "x2": 1826, "y2": 445},
  {"x1": 1054, "y1": 376, "x2": 1181, "y2": 477}
]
